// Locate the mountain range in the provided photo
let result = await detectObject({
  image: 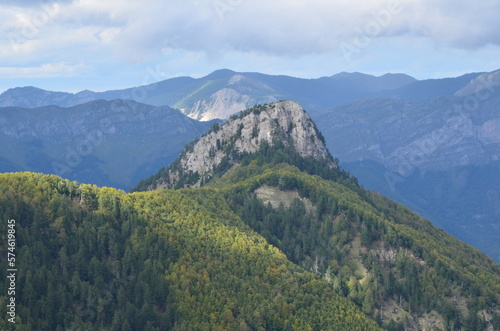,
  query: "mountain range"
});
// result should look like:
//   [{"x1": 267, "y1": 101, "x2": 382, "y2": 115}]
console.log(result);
[
  {"x1": 0, "y1": 69, "x2": 484, "y2": 121},
  {"x1": 1, "y1": 101, "x2": 499, "y2": 330},
  {"x1": 0, "y1": 69, "x2": 419, "y2": 121},
  {"x1": 1, "y1": 68, "x2": 498, "y2": 263}
]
